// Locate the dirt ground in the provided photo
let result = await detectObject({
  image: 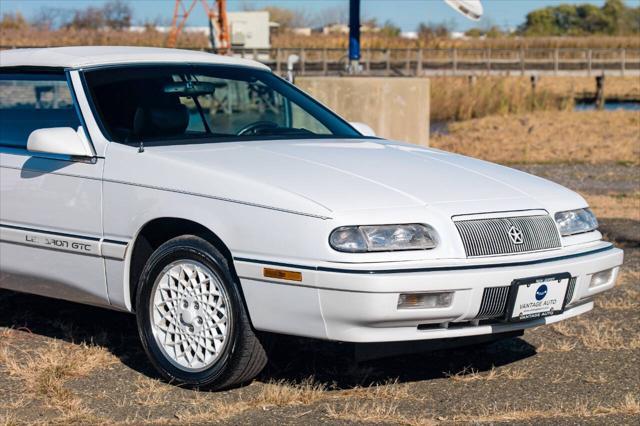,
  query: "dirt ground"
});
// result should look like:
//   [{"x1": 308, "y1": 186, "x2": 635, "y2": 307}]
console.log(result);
[{"x1": 1, "y1": 163, "x2": 639, "y2": 425}]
